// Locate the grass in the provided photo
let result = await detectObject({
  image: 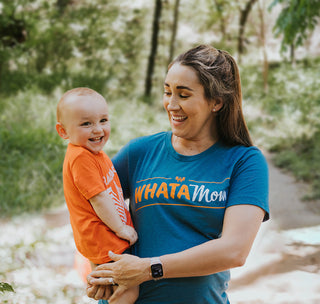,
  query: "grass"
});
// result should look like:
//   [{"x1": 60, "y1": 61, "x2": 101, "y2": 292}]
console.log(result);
[
  {"x1": 1, "y1": 57, "x2": 320, "y2": 217},
  {"x1": 270, "y1": 130, "x2": 320, "y2": 200},
  {"x1": 241, "y1": 57, "x2": 320, "y2": 200},
  {"x1": 0, "y1": 90, "x2": 66, "y2": 216},
  {"x1": 0, "y1": 88, "x2": 169, "y2": 217}
]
